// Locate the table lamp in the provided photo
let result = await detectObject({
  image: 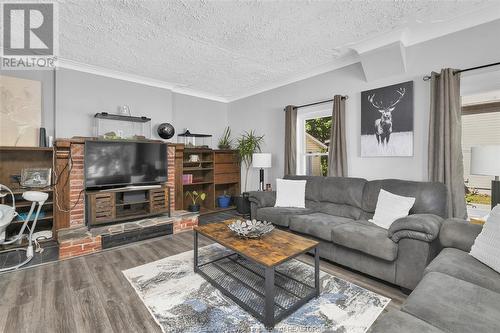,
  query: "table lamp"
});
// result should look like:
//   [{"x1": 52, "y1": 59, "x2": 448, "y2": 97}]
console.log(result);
[
  {"x1": 252, "y1": 153, "x2": 272, "y2": 191},
  {"x1": 470, "y1": 145, "x2": 500, "y2": 209}
]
